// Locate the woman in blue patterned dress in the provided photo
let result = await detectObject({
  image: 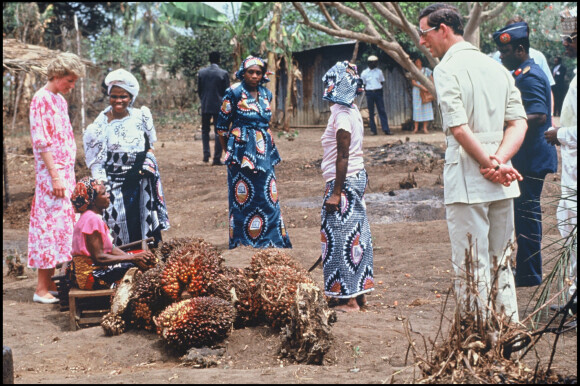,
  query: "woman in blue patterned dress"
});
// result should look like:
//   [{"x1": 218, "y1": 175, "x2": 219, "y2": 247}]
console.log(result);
[
  {"x1": 320, "y1": 61, "x2": 374, "y2": 312},
  {"x1": 216, "y1": 56, "x2": 292, "y2": 249}
]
